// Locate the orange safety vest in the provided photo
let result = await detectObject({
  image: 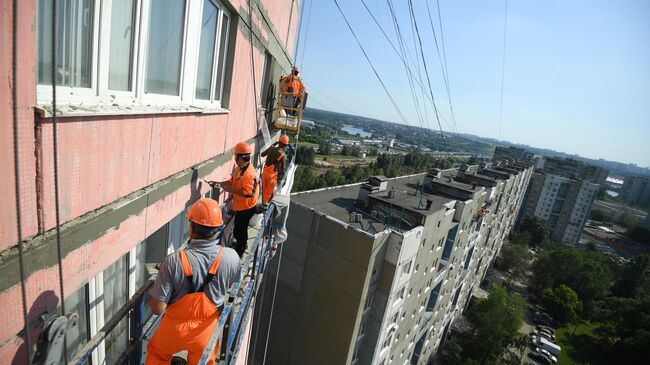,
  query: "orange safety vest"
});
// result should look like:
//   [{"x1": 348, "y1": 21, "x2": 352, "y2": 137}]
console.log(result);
[
  {"x1": 146, "y1": 249, "x2": 224, "y2": 365},
  {"x1": 262, "y1": 164, "x2": 278, "y2": 204},
  {"x1": 262, "y1": 153, "x2": 285, "y2": 204},
  {"x1": 230, "y1": 163, "x2": 258, "y2": 211},
  {"x1": 282, "y1": 75, "x2": 305, "y2": 96}
]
